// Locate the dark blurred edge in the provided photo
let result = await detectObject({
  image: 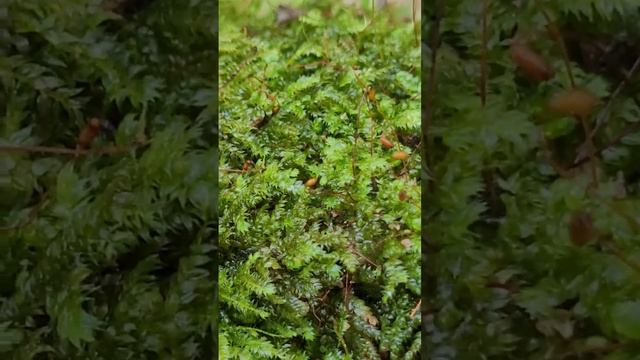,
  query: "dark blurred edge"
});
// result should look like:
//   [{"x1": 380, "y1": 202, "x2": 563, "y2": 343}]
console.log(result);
[
  {"x1": 212, "y1": 0, "x2": 220, "y2": 358},
  {"x1": 421, "y1": 1, "x2": 436, "y2": 359},
  {"x1": 420, "y1": 0, "x2": 426, "y2": 358}
]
